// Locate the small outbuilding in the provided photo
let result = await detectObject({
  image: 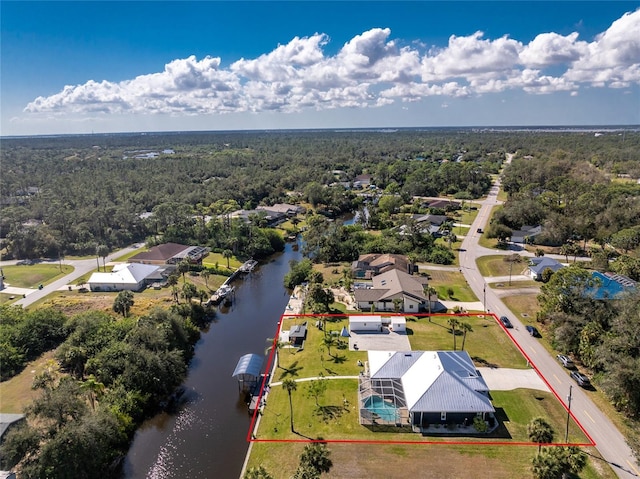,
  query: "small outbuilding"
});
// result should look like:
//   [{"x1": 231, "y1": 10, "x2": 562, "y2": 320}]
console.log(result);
[
  {"x1": 390, "y1": 316, "x2": 406, "y2": 333},
  {"x1": 349, "y1": 315, "x2": 383, "y2": 333},
  {"x1": 288, "y1": 322, "x2": 308, "y2": 347},
  {"x1": 232, "y1": 353, "x2": 264, "y2": 392}
]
